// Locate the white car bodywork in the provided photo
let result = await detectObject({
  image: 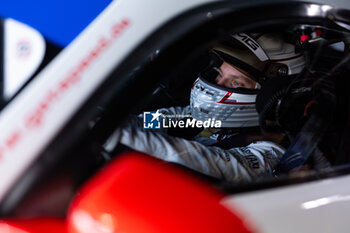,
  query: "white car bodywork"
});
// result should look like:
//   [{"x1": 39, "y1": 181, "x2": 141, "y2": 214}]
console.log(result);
[
  {"x1": 0, "y1": 0, "x2": 215, "y2": 201},
  {"x1": 224, "y1": 174, "x2": 350, "y2": 233},
  {"x1": 4, "y1": 18, "x2": 46, "y2": 99},
  {"x1": 0, "y1": 0, "x2": 350, "y2": 232}
]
